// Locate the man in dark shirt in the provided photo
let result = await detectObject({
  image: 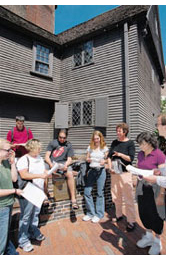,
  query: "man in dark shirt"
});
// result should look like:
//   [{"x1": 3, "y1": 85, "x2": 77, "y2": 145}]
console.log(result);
[
  {"x1": 45, "y1": 129, "x2": 78, "y2": 210},
  {"x1": 107, "y1": 123, "x2": 136, "y2": 231}
]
